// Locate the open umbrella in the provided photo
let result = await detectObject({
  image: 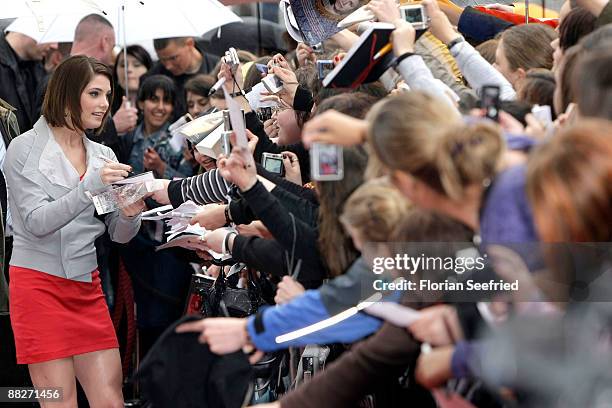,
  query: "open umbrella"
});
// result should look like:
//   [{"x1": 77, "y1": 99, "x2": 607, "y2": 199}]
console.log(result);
[
  {"x1": 0, "y1": 0, "x2": 109, "y2": 20},
  {"x1": 11, "y1": 0, "x2": 241, "y2": 99},
  {"x1": 33, "y1": 0, "x2": 241, "y2": 44}
]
